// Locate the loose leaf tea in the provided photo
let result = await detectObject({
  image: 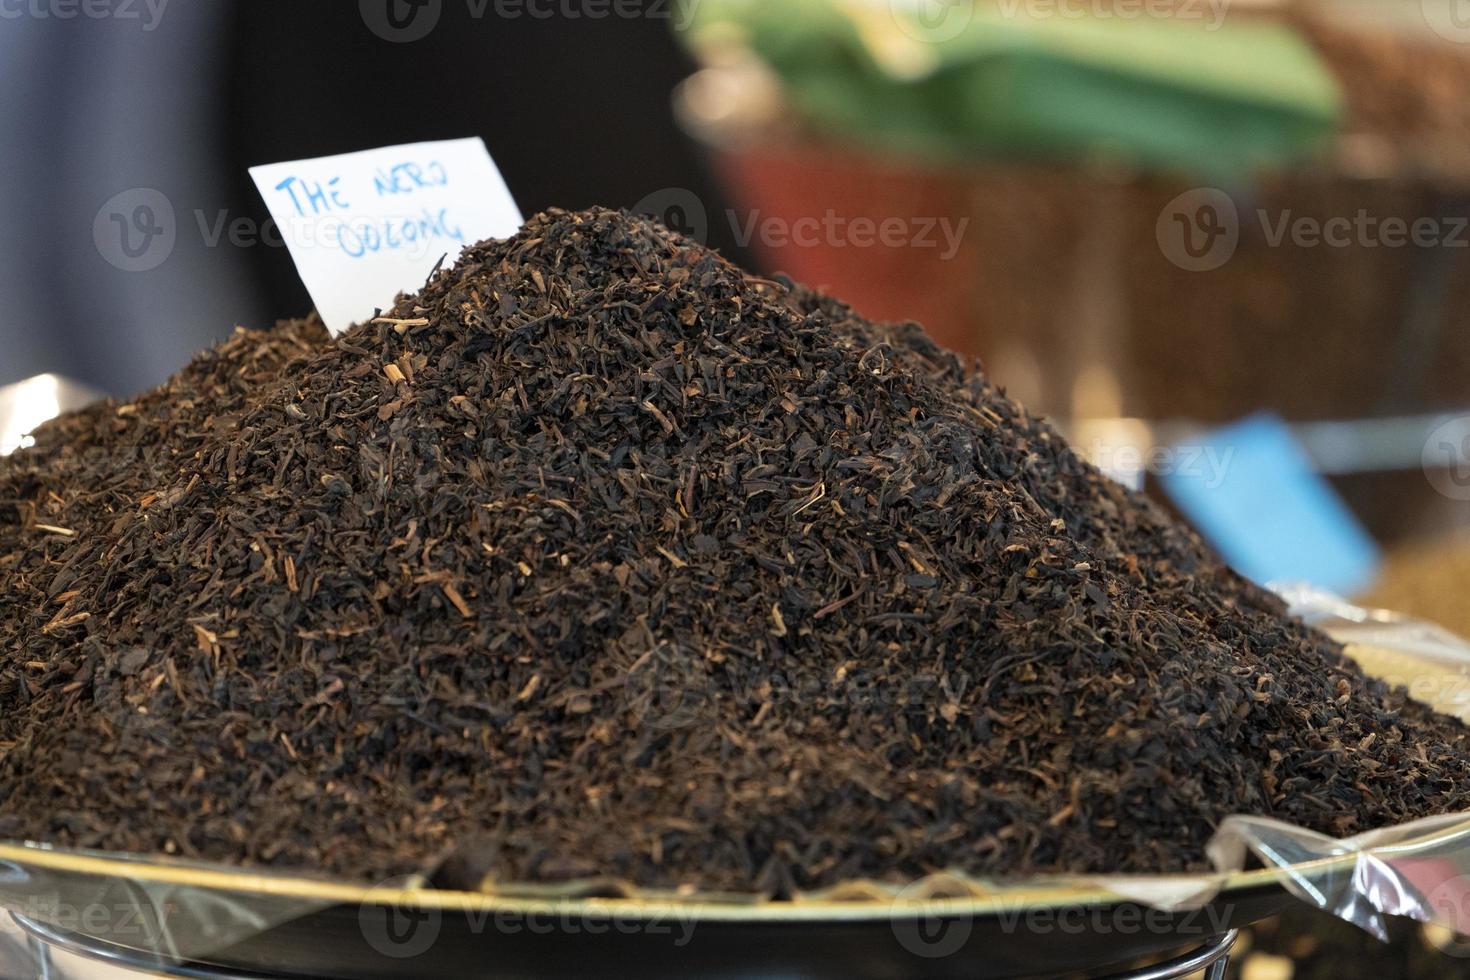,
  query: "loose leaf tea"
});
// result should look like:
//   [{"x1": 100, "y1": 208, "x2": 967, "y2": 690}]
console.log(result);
[{"x1": 2, "y1": 208, "x2": 1467, "y2": 894}]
